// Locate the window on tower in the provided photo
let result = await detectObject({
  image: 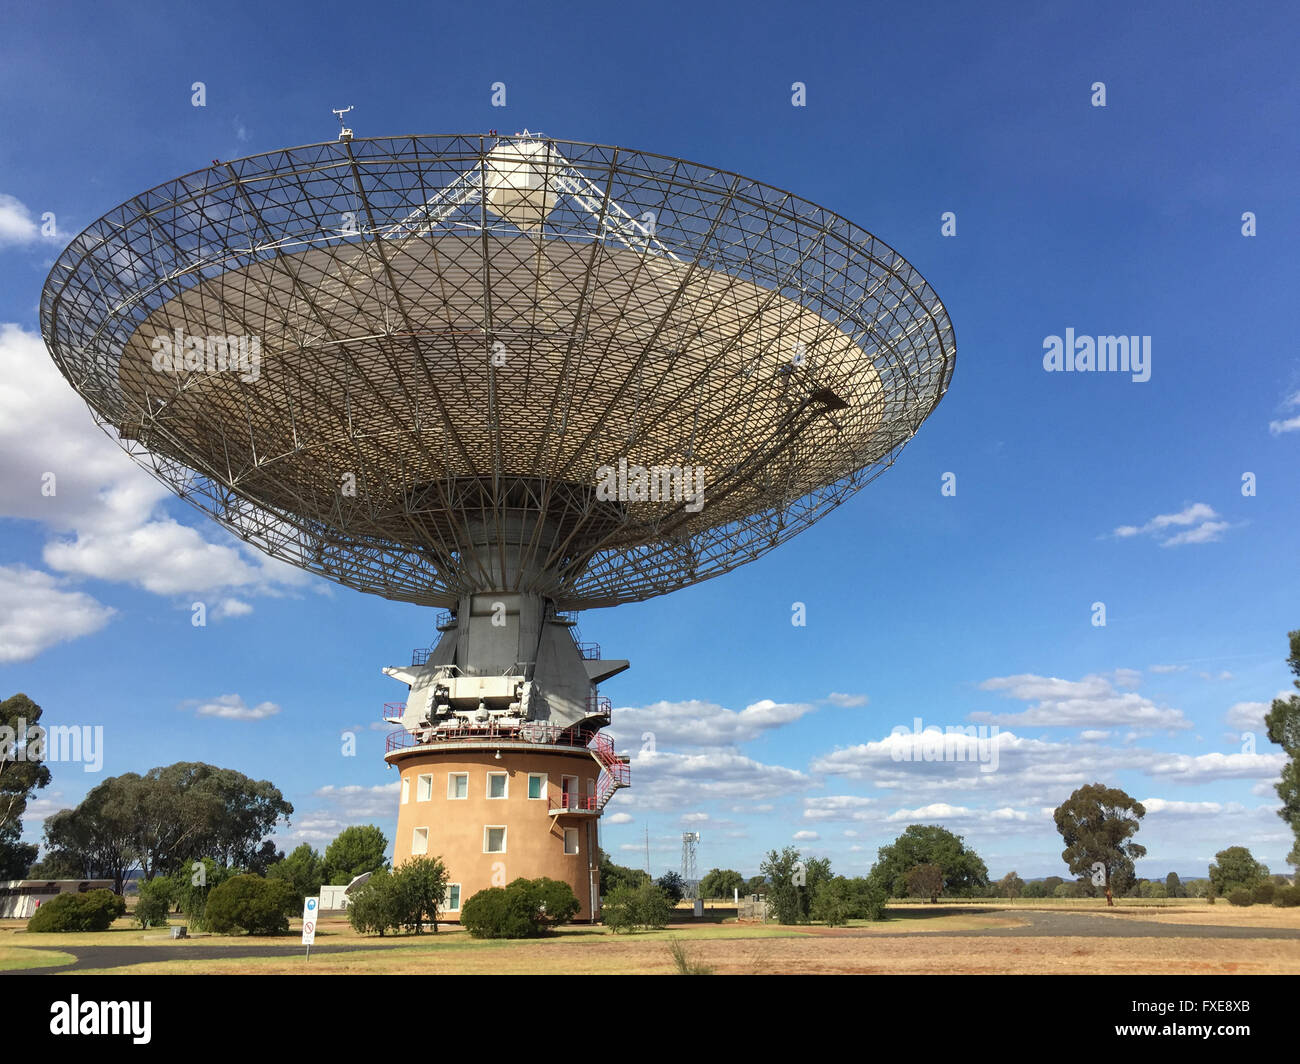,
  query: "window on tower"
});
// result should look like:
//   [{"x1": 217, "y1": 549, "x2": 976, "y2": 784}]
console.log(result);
[
  {"x1": 448, "y1": 773, "x2": 468, "y2": 799},
  {"x1": 412, "y1": 827, "x2": 429, "y2": 855},
  {"x1": 563, "y1": 827, "x2": 579, "y2": 855},
  {"x1": 484, "y1": 826, "x2": 506, "y2": 853},
  {"x1": 487, "y1": 772, "x2": 508, "y2": 799},
  {"x1": 444, "y1": 883, "x2": 461, "y2": 912},
  {"x1": 527, "y1": 773, "x2": 546, "y2": 800},
  {"x1": 417, "y1": 774, "x2": 432, "y2": 802}
]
